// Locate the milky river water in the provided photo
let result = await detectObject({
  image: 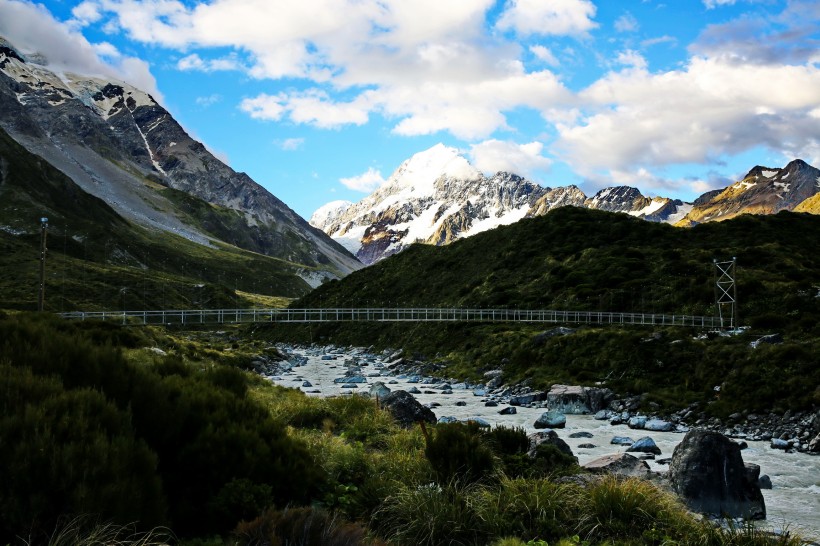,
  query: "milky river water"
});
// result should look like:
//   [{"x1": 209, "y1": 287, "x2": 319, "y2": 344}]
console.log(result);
[{"x1": 268, "y1": 347, "x2": 820, "y2": 541}]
